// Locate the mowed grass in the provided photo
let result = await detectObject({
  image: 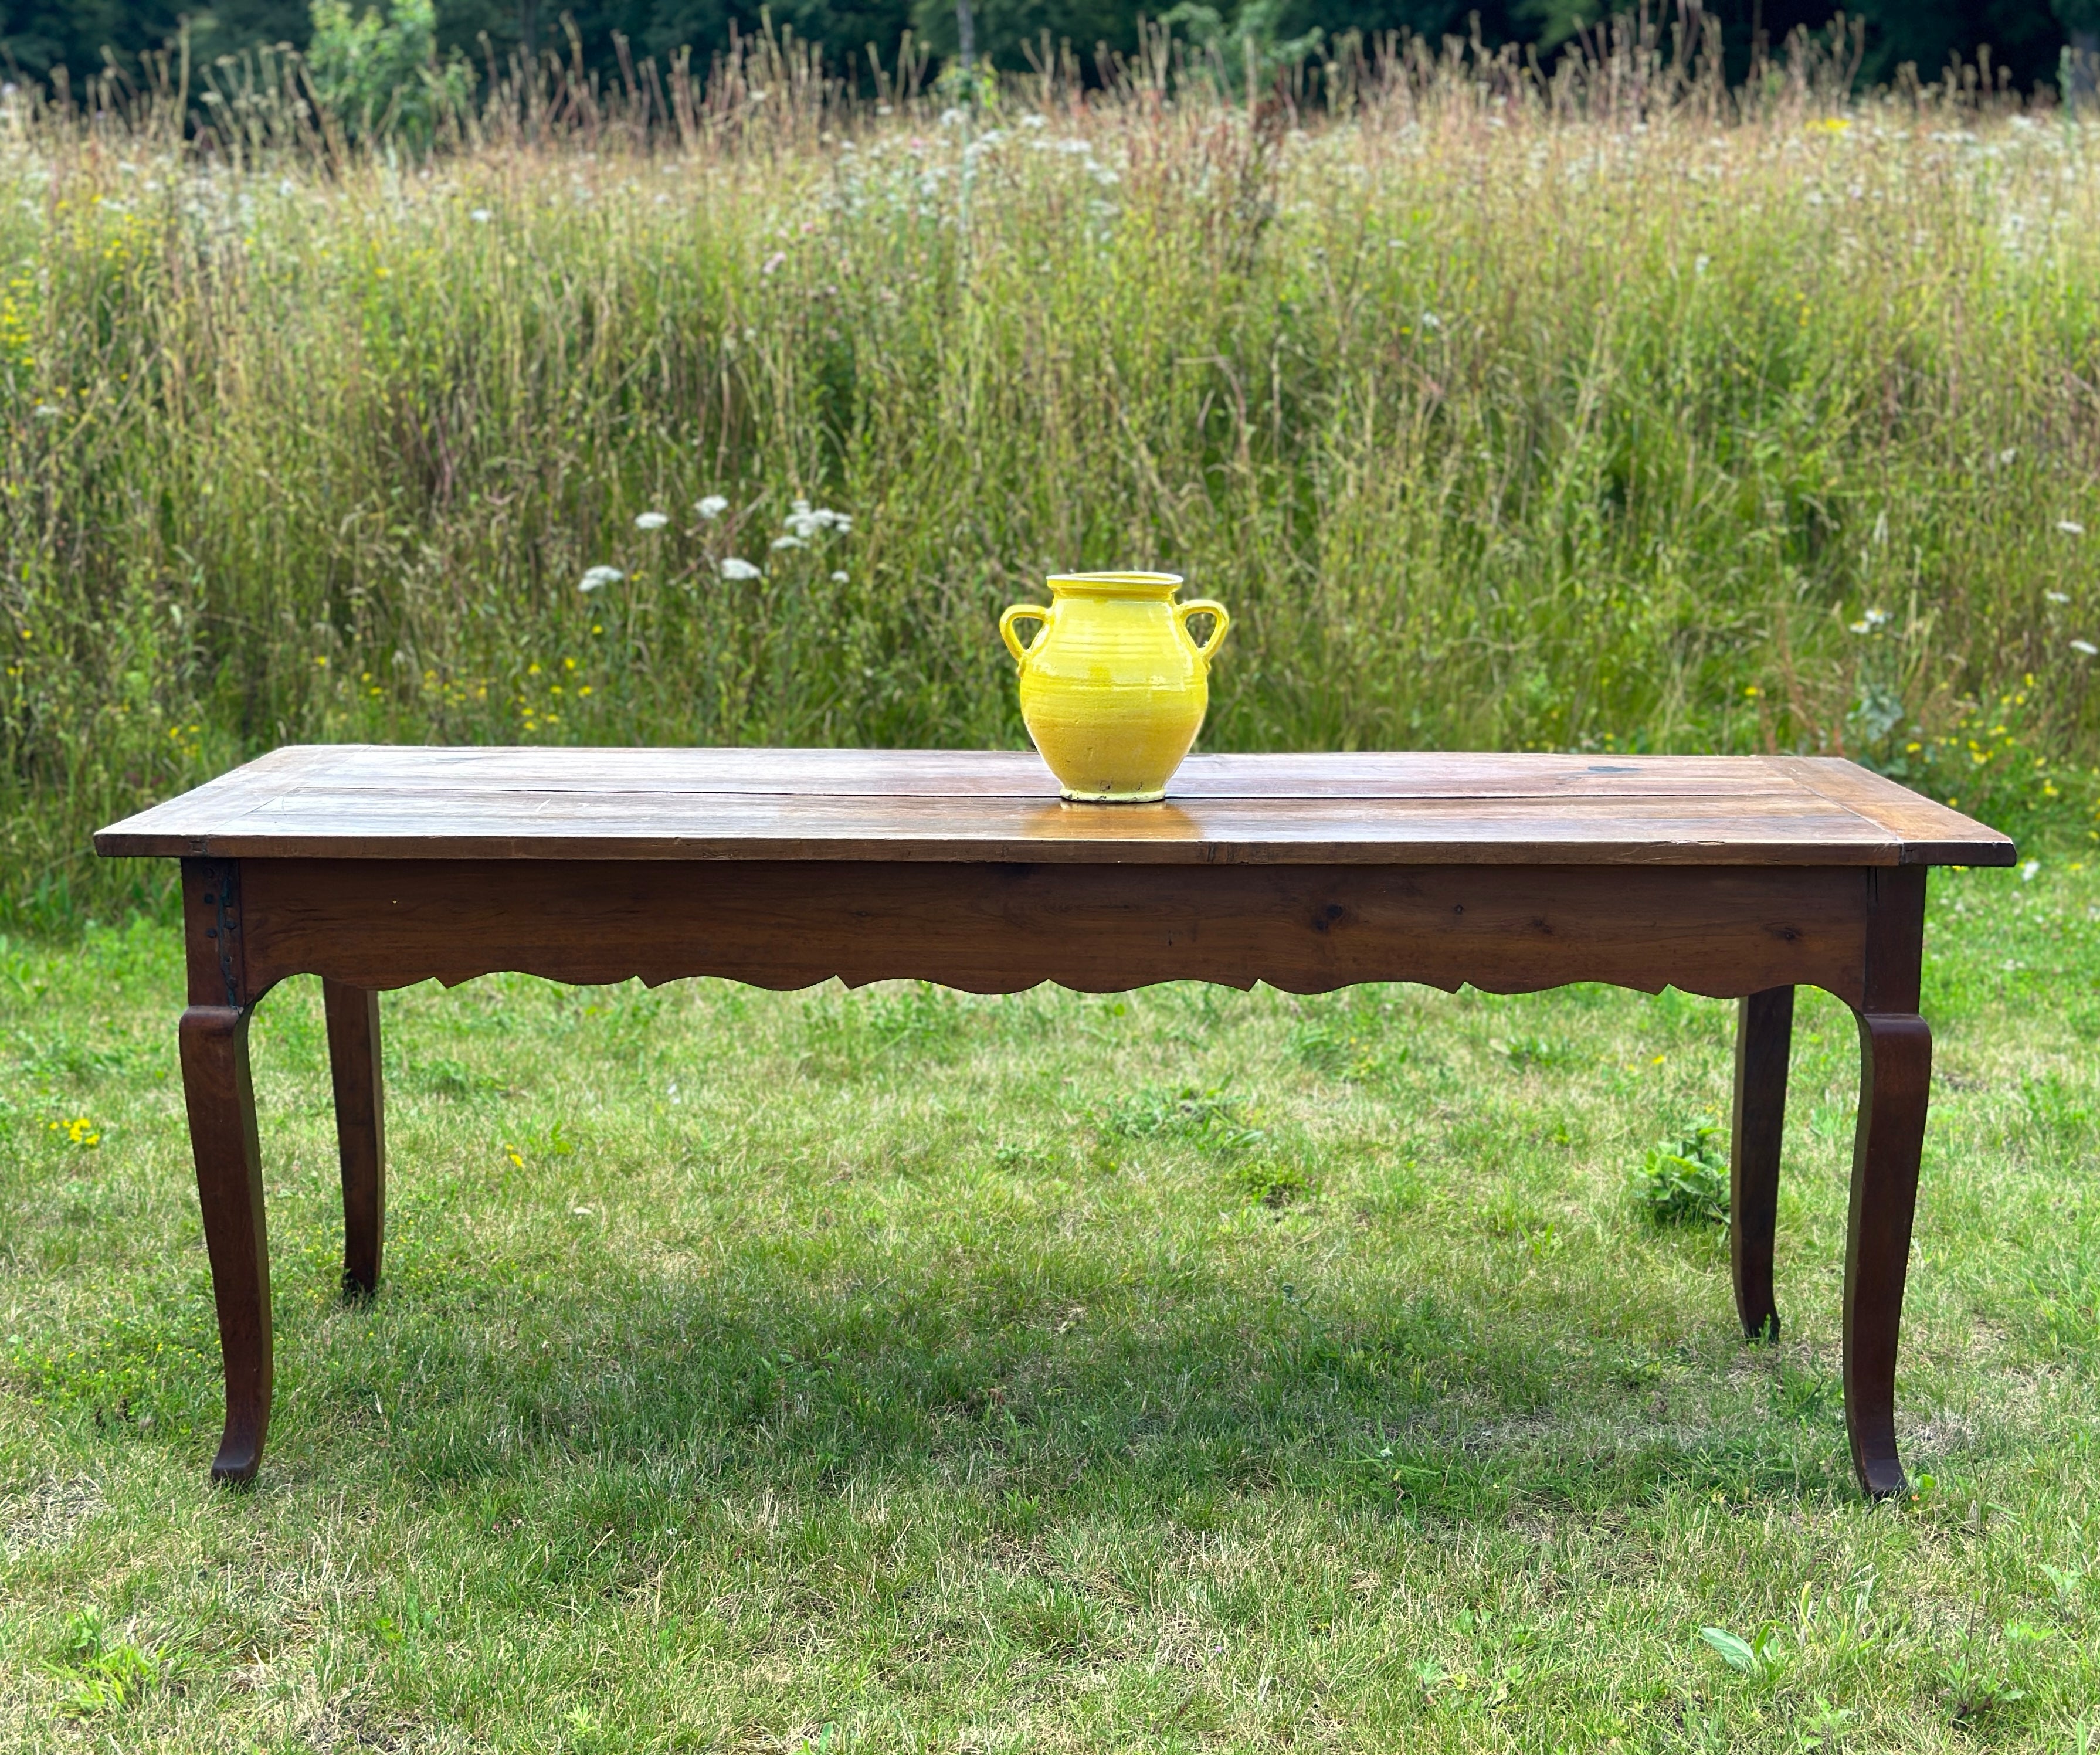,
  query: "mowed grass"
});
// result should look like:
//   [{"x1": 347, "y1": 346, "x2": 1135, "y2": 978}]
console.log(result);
[{"x1": 0, "y1": 861, "x2": 2096, "y2": 1749}]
